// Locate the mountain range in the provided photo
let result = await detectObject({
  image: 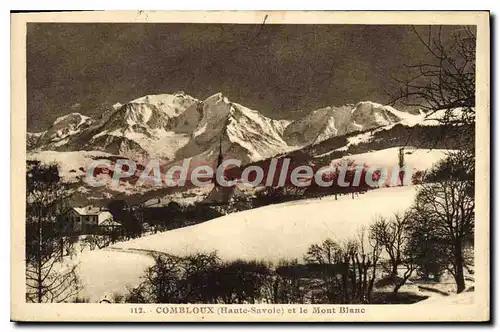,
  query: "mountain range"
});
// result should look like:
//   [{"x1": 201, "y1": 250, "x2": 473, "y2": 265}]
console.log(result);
[
  {"x1": 27, "y1": 91, "x2": 467, "y2": 205},
  {"x1": 27, "y1": 91, "x2": 426, "y2": 164}
]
